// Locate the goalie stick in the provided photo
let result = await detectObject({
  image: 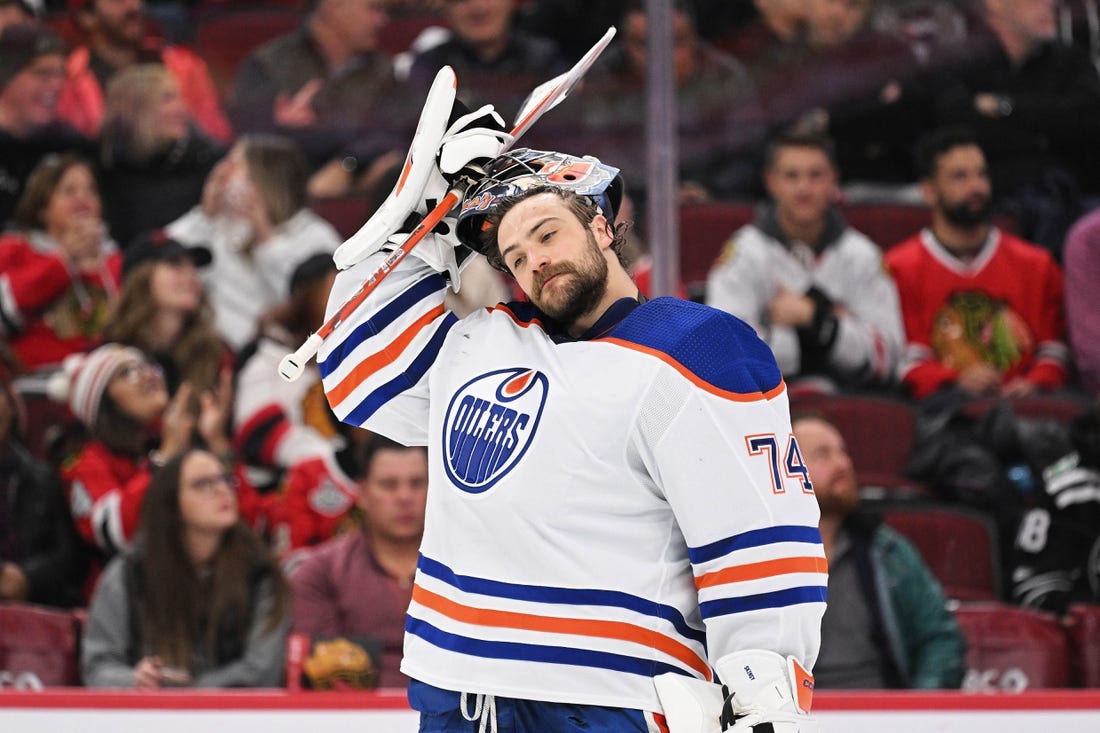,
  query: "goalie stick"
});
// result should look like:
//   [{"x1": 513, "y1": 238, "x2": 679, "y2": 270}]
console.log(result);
[{"x1": 278, "y1": 26, "x2": 617, "y2": 382}]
